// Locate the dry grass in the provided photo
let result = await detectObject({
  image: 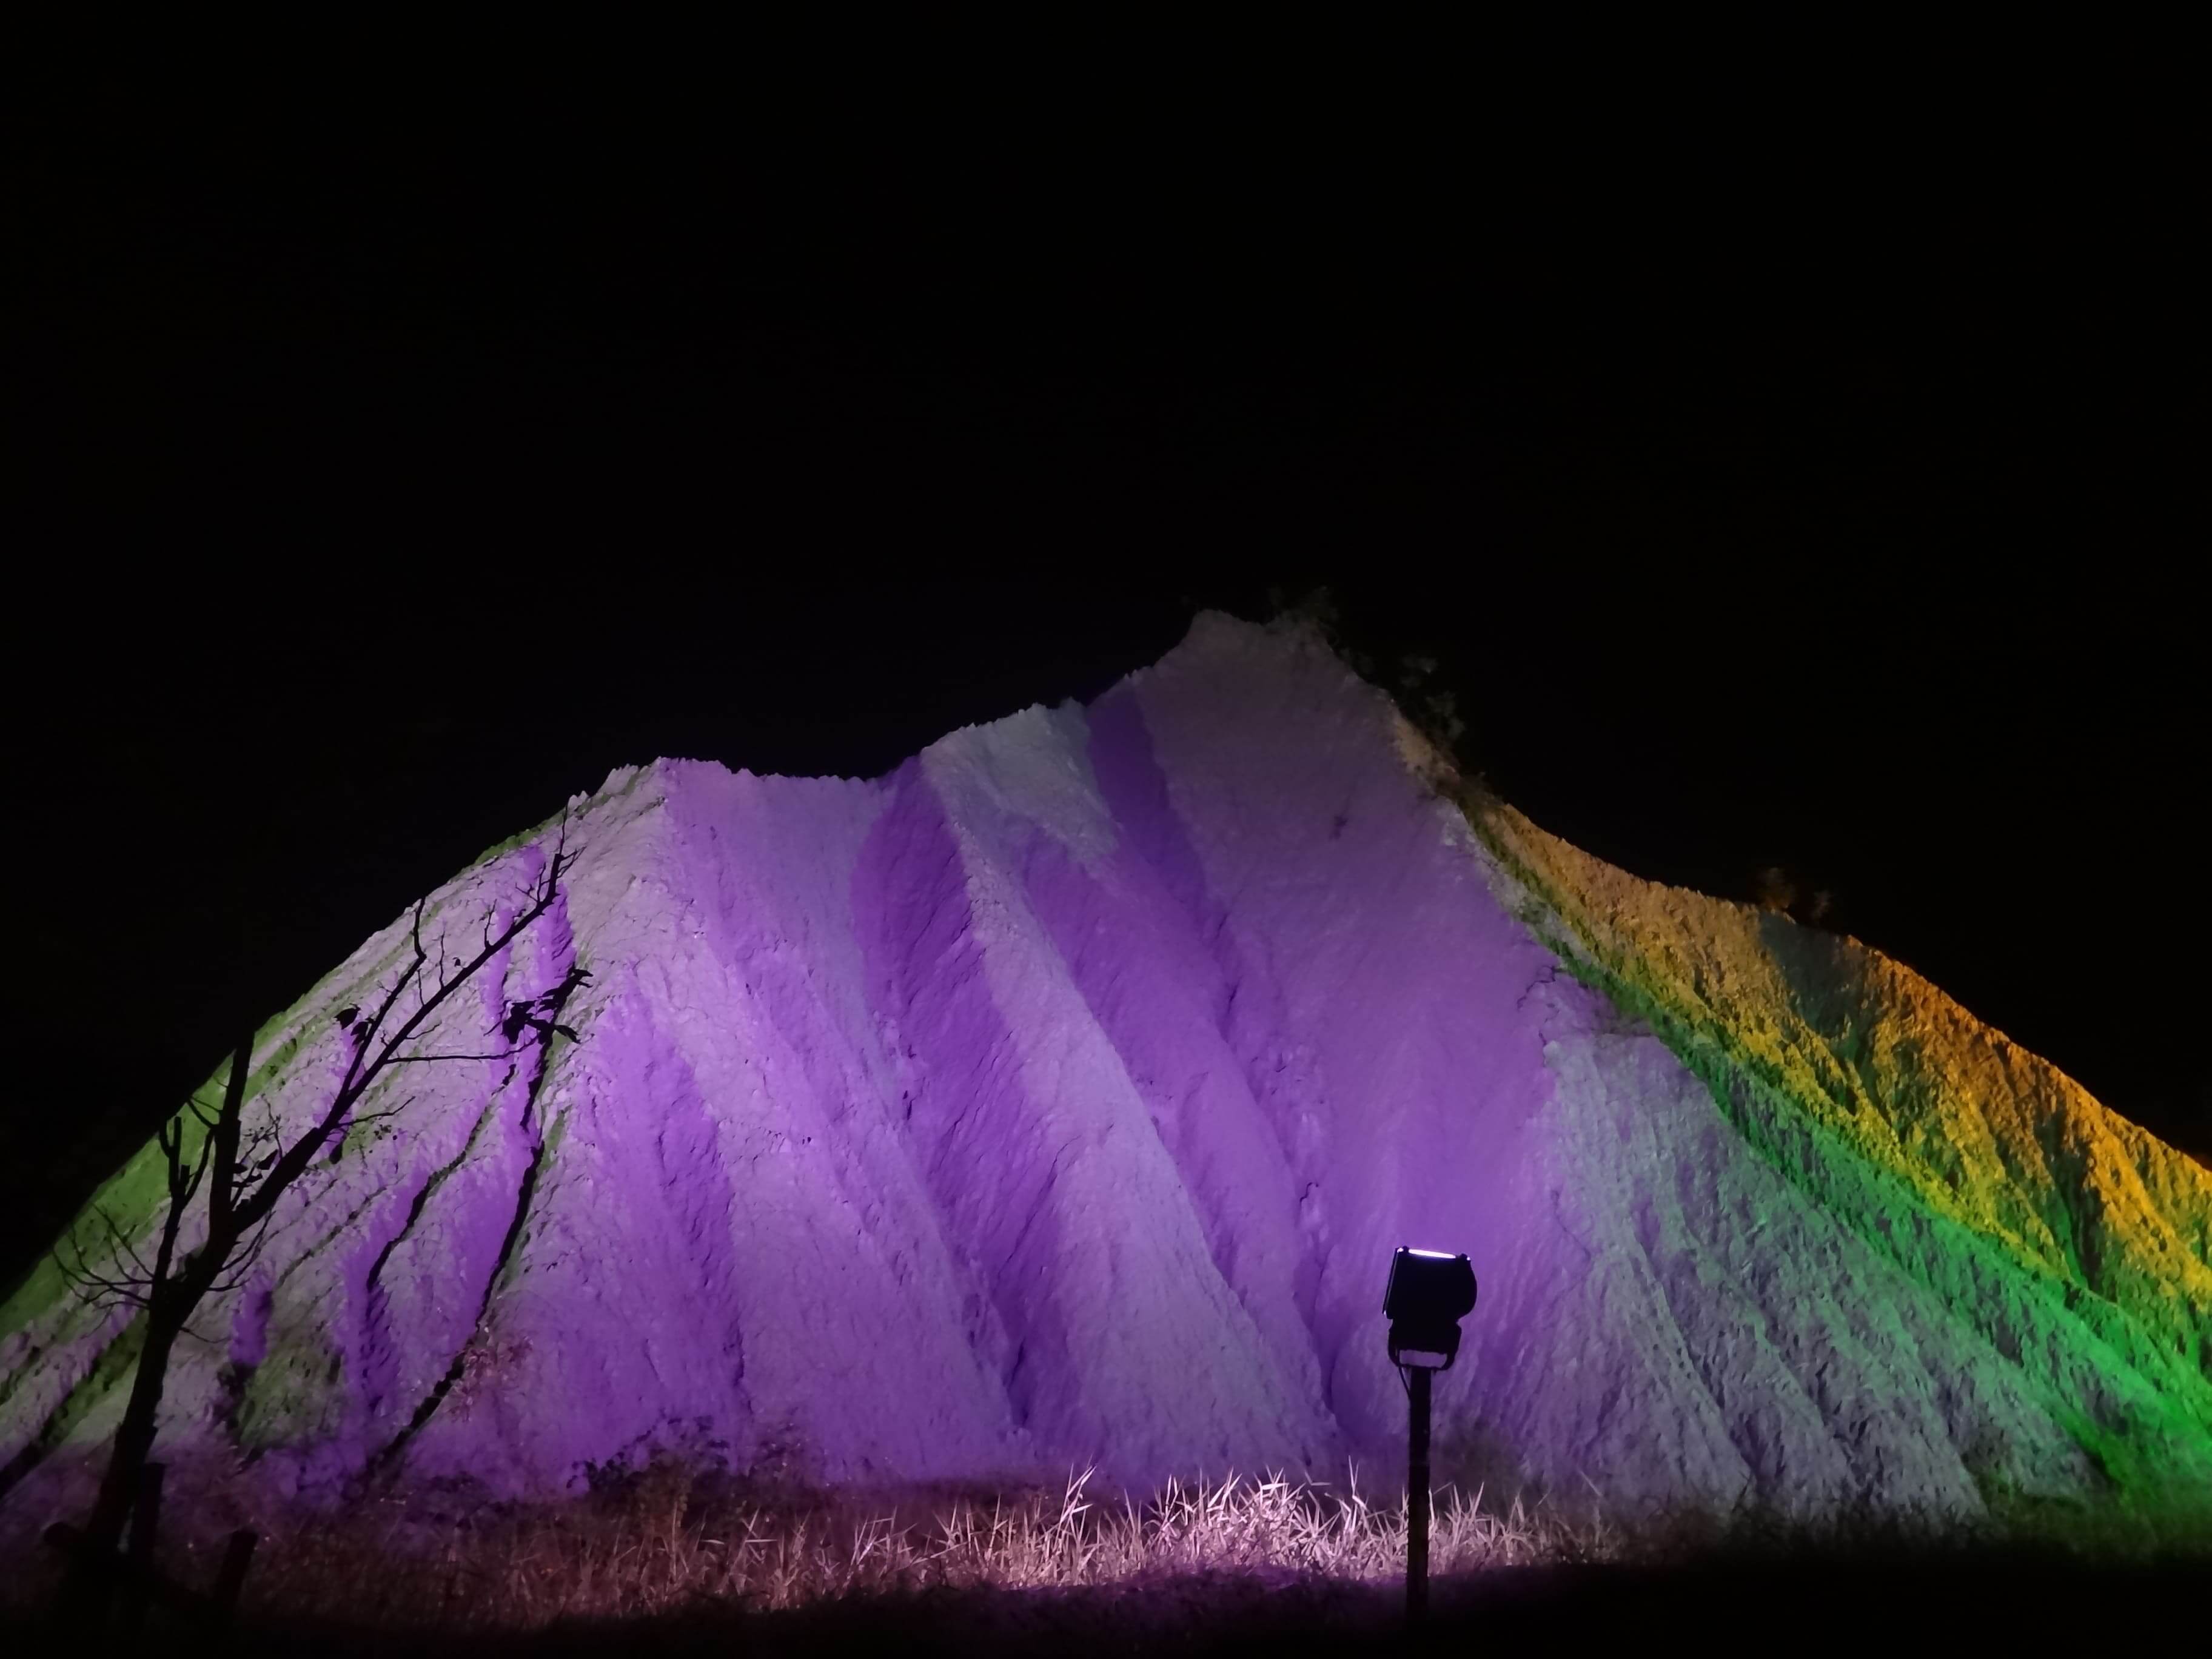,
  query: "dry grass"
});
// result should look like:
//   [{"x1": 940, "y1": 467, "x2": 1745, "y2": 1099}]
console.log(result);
[
  {"x1": 4, "y1": 1456, "x2": 2200, "y2": 1651},
  {"x1": 225, "y1": 1462, "x2": 1602, "y2": 1634}
]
